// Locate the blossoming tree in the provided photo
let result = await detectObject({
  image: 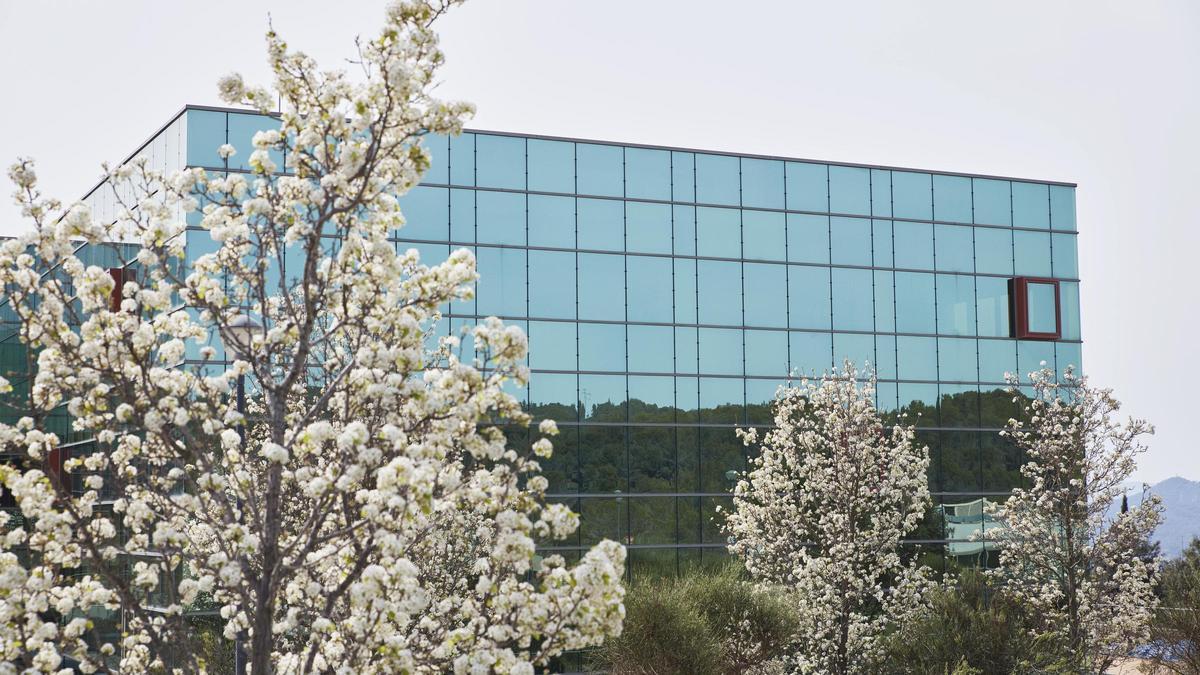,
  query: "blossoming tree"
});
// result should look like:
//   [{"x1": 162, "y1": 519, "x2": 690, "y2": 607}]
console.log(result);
[
  {"x1": 988, "y1": 367, "x2": 1161, "y2": 672},
  {"x1": 0, "y1": 2, "x2": 625, "y2": 672},
  {"x1": 724, "y1": 364, "x2": 932, "y2": 674}
]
